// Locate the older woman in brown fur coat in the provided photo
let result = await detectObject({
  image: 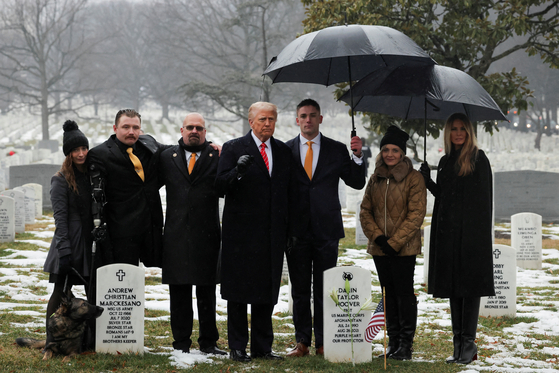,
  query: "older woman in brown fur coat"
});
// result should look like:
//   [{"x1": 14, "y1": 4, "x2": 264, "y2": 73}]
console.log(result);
[{"x1": 360, "y1": 125, "x2": 426, "y2": 361}]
